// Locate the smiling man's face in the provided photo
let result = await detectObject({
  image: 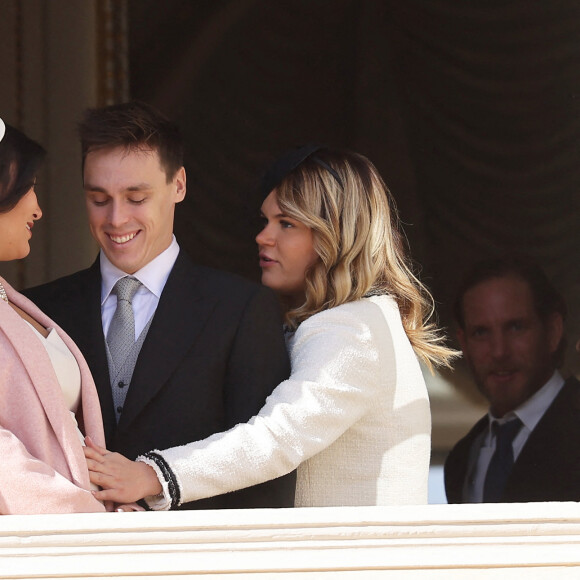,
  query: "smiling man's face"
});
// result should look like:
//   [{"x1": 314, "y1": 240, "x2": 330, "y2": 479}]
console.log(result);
[
  {"x1": 457, "y1": 275, "x2": 563, "y2": 418},
  {"x1": 84, "y1": 146, "x2": 185, "y2": 274}
]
